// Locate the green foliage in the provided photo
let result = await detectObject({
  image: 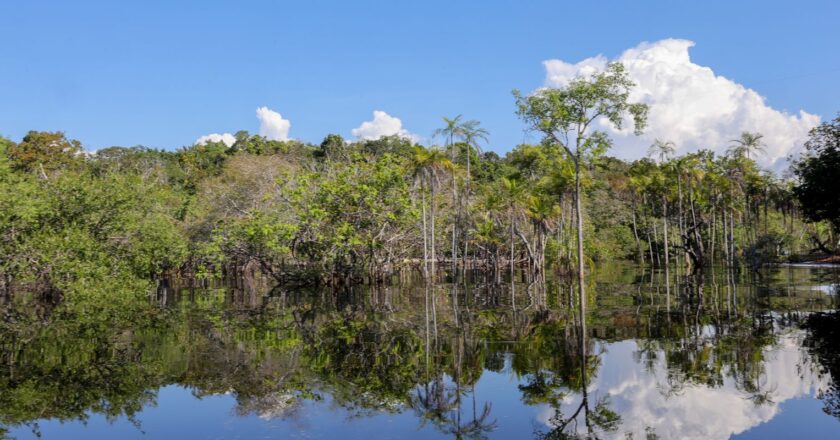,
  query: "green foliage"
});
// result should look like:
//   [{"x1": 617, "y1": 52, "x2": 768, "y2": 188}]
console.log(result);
[
  {"x1": 1, "y1": 102, "x2": 832, "y2": 303},
  {"x1": 793, "y1": 115, "x2": 840, "y2": 234},
  {"x1": 514, "y1": 63, "x2": 648, "y2": 163},
  {"x1": 5, "y1": 131, "x2": 82, "y2": 175},
  {"x1": 295, "y1": 153, "x2": 416, "y2": 270},
  {"x1": 1, "y1": 136, "x2": 188, "y2": 303}
]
